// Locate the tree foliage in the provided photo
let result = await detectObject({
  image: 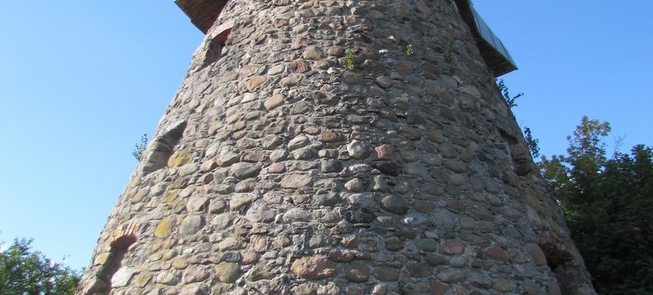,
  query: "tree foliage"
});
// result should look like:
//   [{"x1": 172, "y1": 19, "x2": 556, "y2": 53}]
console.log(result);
[
  {"x1": 0, "y1": 239, "x2": 80, "y2": 295},
  {"x1": 132, "y1": 133, "x2": 148, "y2": 161},
  {"x1": 523, "y1": 126, "x2": 540, "y2": 159},
  {"x1": 540, "y1": 116, "x2": 653, "y2": 294}
]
